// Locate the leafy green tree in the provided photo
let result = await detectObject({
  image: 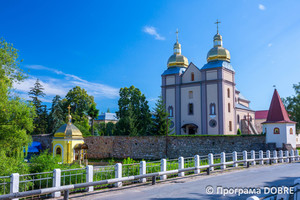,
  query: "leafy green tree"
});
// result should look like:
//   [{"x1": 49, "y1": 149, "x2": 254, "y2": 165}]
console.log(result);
[
  {"x1": 151, "y1": 96, "x2": 171, "y2": 136},
  {"x1": 87, "y1": 103, "x2": 99, "y2": 136},
  {"x1": 28, "y1": 79, "x2": 48, "y2": 134},
  {"x1": 115, "y1": 86, "x2": 151, "y2": 136},
  {"x1": 283, "y1": 83, "x2": 300, "y2": 130},
  {"x1": 237, "y1": 128, "x2": 242, "y2": 136},
  {"x1": 0, "y1": 38, "x2": 35, "y2": 176},
  {"x1": 106, "y1": 122, "x2": 115, "y2": 136},
  {"x1": 95, "y1": 122, "x2": 116, "y2": 136},
  {"x1": 48, "y1": 95, "x2": 65, "y2": 134}
]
